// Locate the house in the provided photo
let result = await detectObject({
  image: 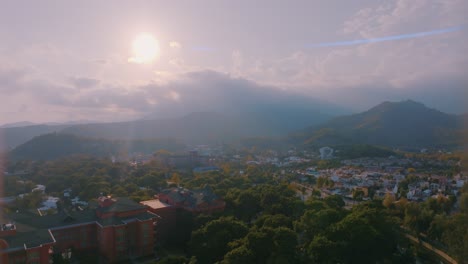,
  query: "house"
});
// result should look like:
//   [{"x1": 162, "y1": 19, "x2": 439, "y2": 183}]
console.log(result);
[{"x1": 319, "y1": 147, "x2": 334, "y2": 160}]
